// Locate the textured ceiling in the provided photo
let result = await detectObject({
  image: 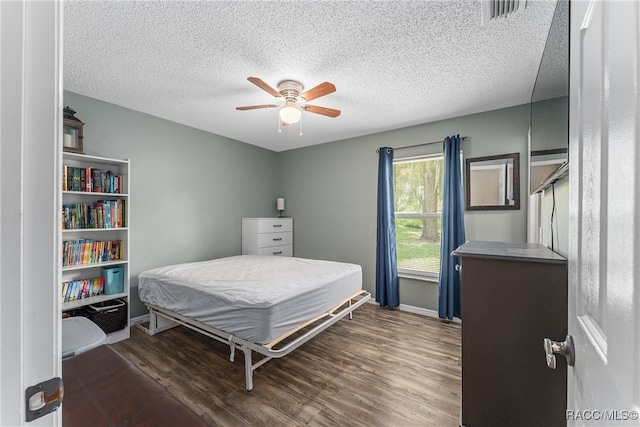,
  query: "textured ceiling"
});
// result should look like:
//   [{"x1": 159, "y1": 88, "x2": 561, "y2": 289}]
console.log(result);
[{"x1": 64, "y1": 0, "x2": 561, "y2": 152}]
